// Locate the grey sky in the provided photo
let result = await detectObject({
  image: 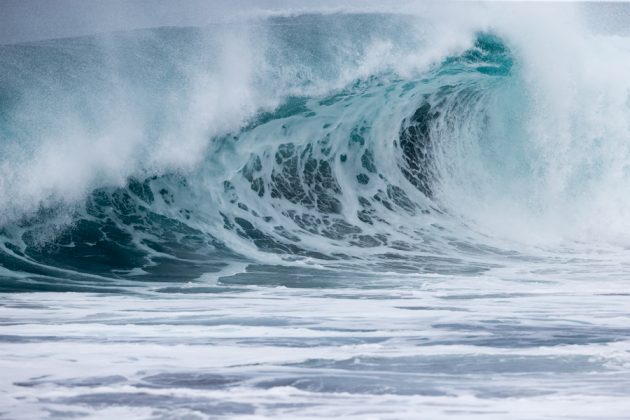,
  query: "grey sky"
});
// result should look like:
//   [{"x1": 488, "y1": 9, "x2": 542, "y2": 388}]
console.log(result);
[
  {"x1": 0, "y1": 0, "x2": 386, "y2": 44},
  {"x1": 1, "y1": 0, "x2": 629, "y2": 45}
]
